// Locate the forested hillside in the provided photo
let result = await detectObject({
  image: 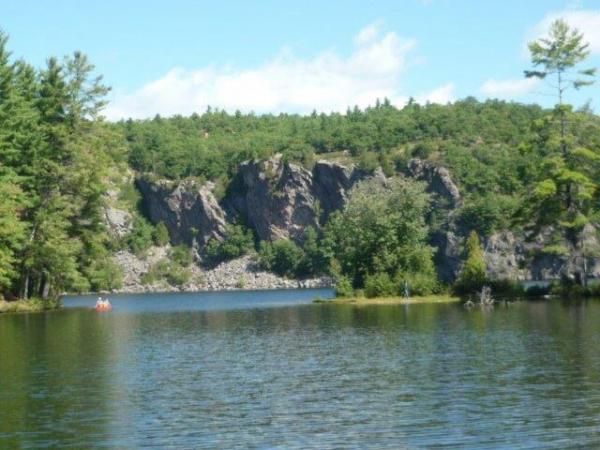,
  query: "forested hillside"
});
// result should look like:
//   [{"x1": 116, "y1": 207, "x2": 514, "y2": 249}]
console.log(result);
[
  {"x1": 1, "y1": 19, "x2": 599, "y2": 302},
  {"x1": 118, "y1": 99, "x2": 553, "y2": 237}
]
